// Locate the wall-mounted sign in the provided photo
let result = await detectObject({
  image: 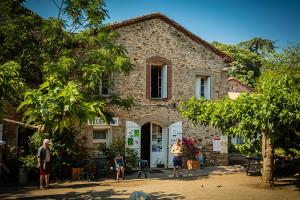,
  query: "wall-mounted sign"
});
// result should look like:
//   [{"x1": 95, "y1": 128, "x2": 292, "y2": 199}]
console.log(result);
[
  {"x1": 212, "y1": 135, "x2": 221, "y2": 152},
  {"x1": 91, "y1": 117, "x2": 119, "y2": 126}
]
